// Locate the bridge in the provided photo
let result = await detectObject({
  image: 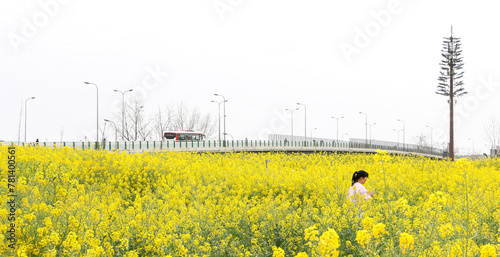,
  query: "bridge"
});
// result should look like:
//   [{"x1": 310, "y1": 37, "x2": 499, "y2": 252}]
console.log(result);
[{"x1": 8, "y1": 139, "x2": 446, "y2": 159}]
